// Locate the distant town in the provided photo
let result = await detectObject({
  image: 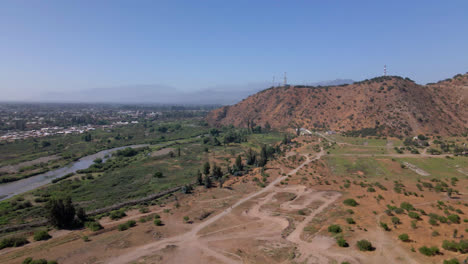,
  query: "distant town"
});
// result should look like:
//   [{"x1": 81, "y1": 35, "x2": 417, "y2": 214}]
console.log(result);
[{"x1": 0, "y1": 103, "x2": 219, "y2": 142}]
